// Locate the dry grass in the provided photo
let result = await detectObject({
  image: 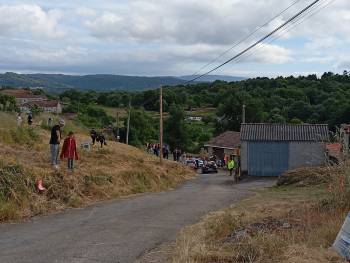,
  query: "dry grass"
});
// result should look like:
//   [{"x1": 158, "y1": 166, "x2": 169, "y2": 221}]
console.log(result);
[
  {"x1": 0, "y1": 112, "x2": 195, "y2": 222},
  {"x1": 171, "y1": 167, "x2": 349, "y2": 263}
]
